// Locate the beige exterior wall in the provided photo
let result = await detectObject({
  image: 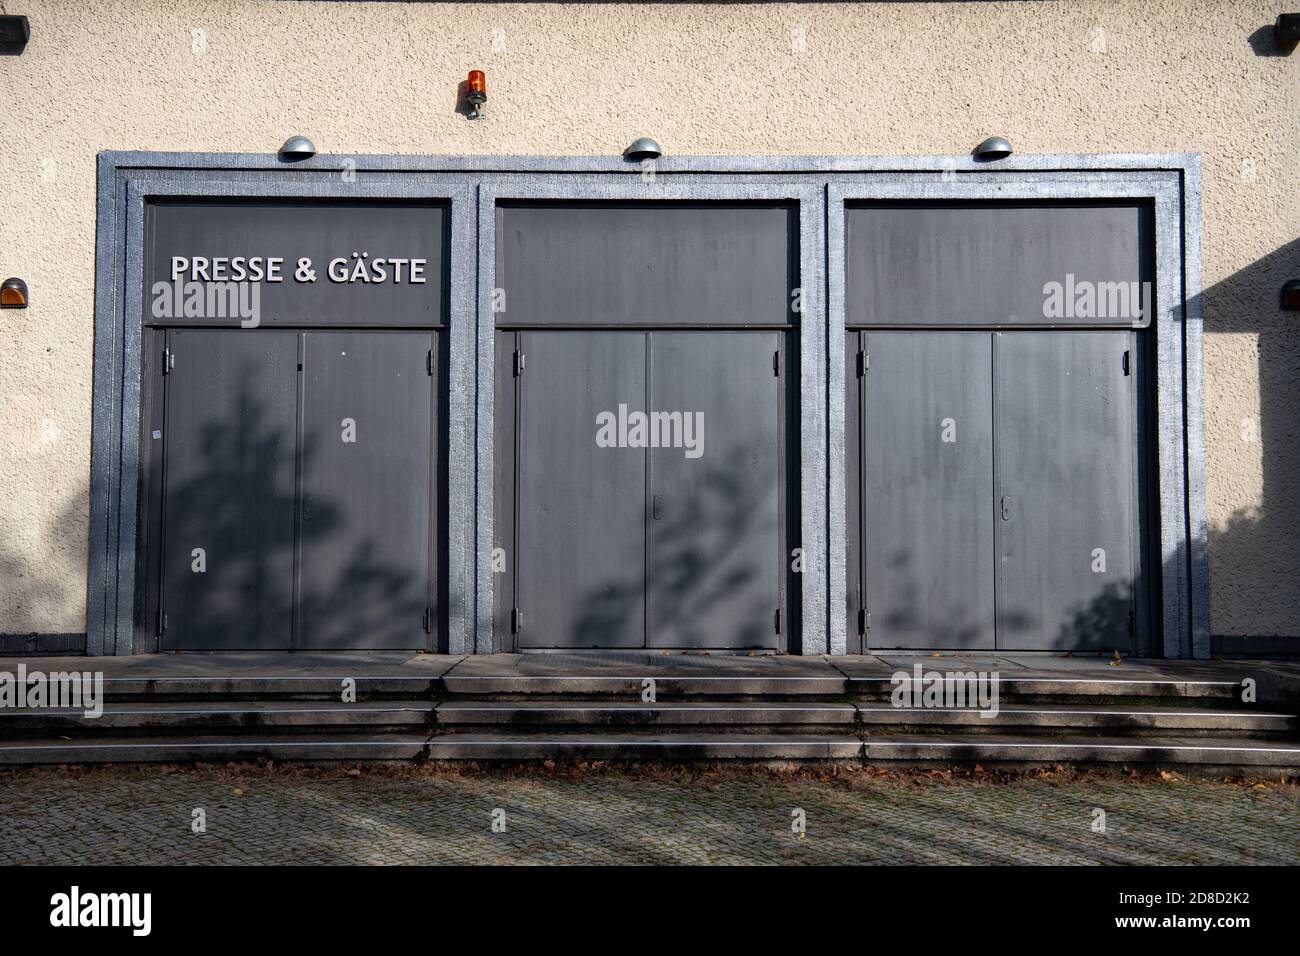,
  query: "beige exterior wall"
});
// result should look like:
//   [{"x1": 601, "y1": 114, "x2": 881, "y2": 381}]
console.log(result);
[{"x1": 0, "y1": 1, "x2": 1297, "y2": 642}]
